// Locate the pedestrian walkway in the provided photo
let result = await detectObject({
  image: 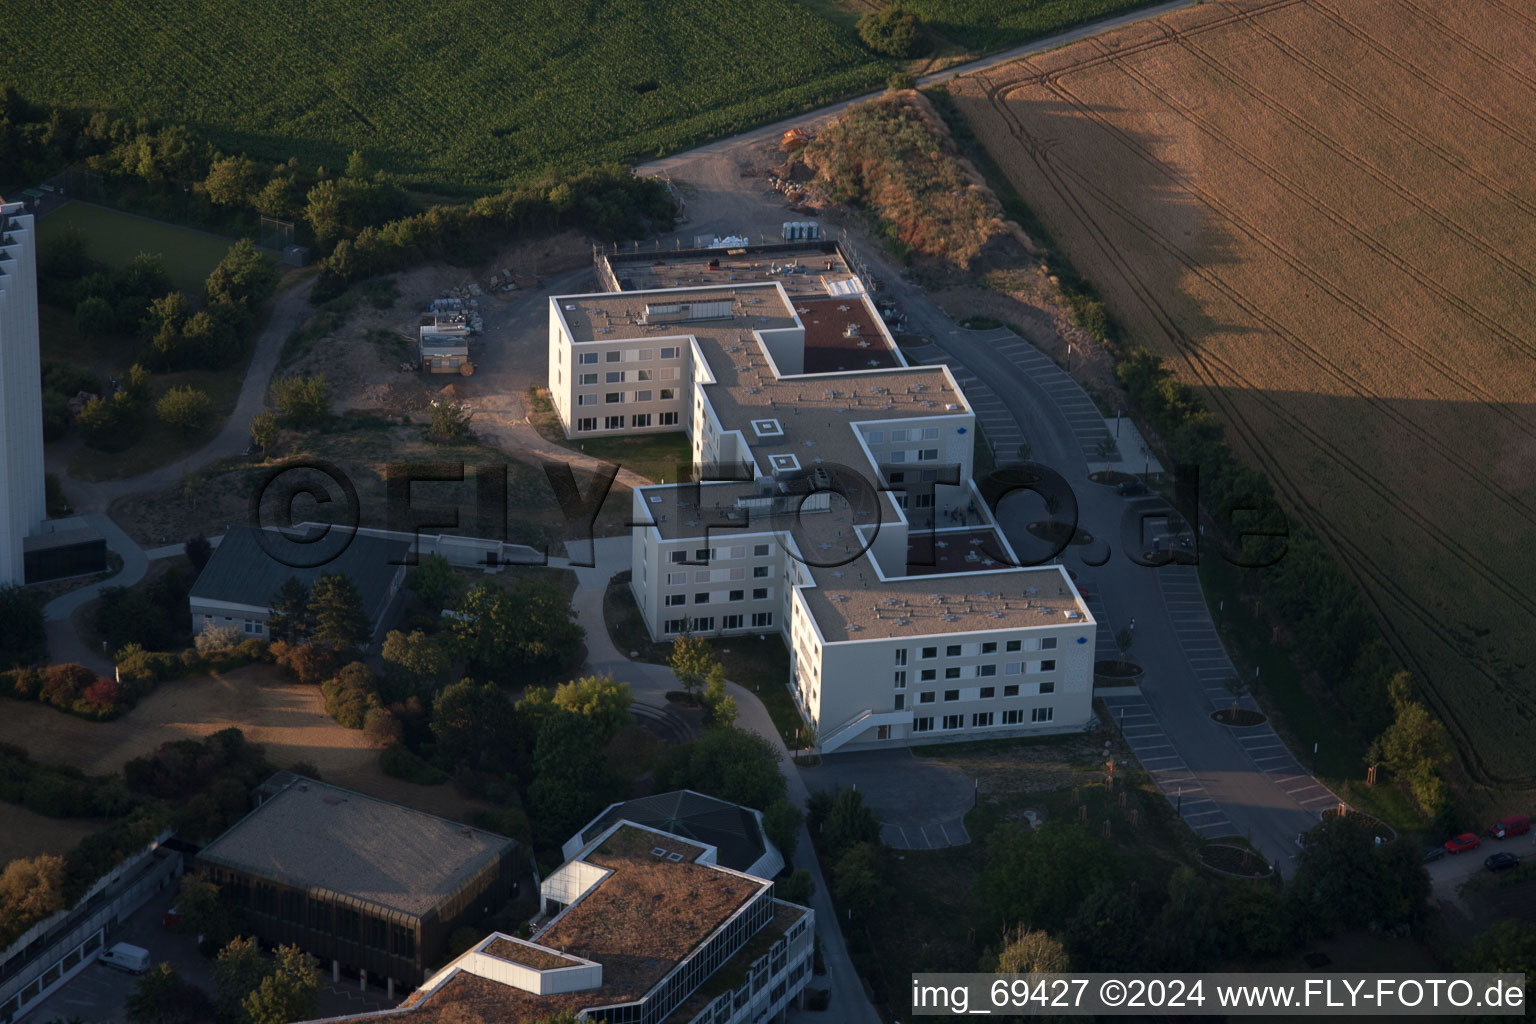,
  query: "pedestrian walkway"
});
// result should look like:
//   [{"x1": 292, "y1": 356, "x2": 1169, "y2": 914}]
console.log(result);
[{"x1": 1098, "y1": 691, "x2": 1237, "y2": 839}]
